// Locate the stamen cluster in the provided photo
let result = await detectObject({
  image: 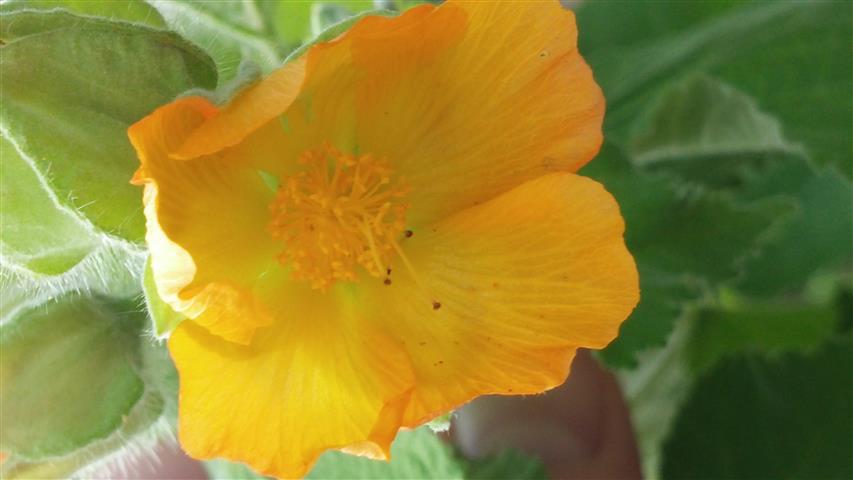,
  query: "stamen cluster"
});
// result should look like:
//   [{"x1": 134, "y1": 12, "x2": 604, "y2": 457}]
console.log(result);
[{"x1": 268, "y1": 145, "x2": 409, "y2": 290}]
